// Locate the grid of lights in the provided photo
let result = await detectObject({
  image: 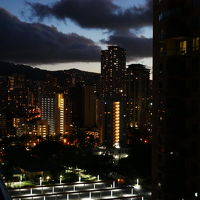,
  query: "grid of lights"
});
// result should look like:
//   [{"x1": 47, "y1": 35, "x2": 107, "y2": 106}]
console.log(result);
[
  {"x1": 10, "y1": 180, "x2": 144, "y2": 200},
  {"x1": 113, "y1": 102, "x2": 120, "y2": 148},
  {"x1": 58, "y1": 94, "x2": 65, "y2": 135}
]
